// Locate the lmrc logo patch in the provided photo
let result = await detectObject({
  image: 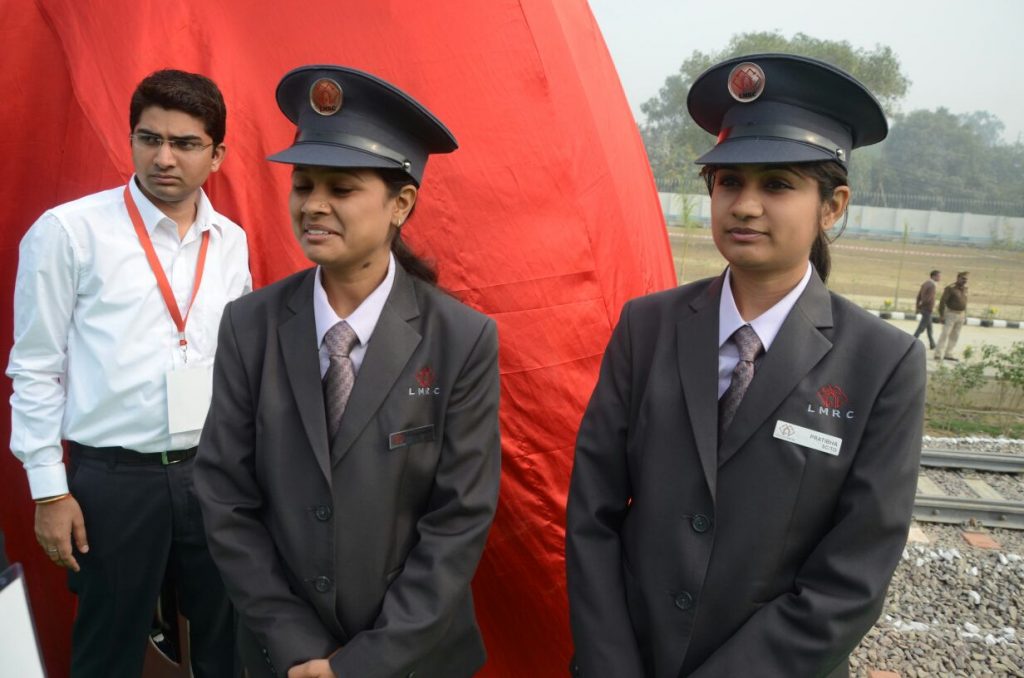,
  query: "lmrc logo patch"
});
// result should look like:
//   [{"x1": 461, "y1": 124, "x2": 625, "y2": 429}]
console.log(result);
[
  {"x1": 807, "y1": 384, "x2": 855, "y2": 420},
  {"x1": 409, "y1": 366, "x2": 440, "y2": 396}
]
